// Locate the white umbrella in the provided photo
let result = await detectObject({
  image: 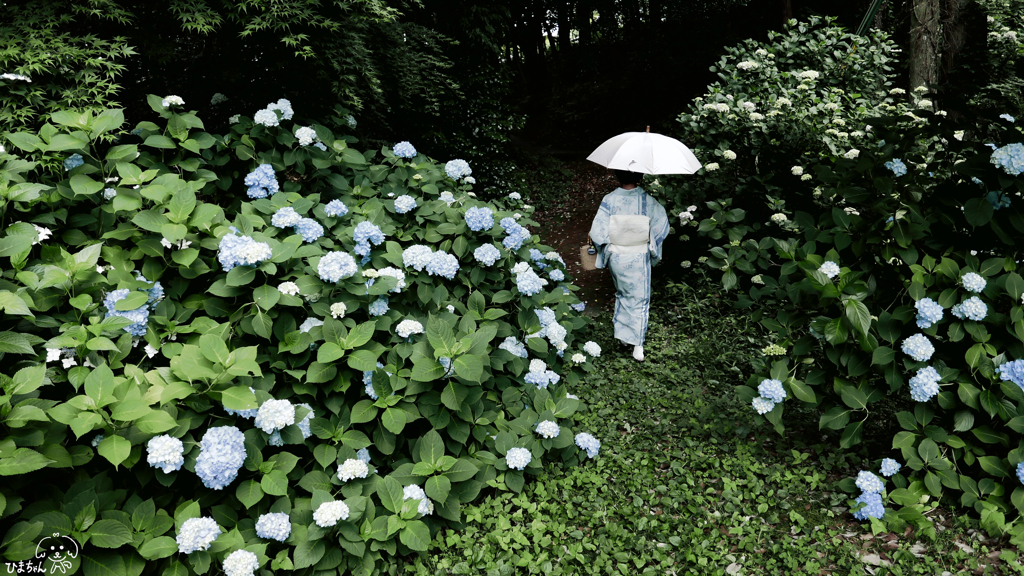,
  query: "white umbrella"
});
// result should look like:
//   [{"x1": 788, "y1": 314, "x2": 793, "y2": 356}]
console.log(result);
[{"x1": 586, "y1": 129, "x2": 702, "y2": 175}]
